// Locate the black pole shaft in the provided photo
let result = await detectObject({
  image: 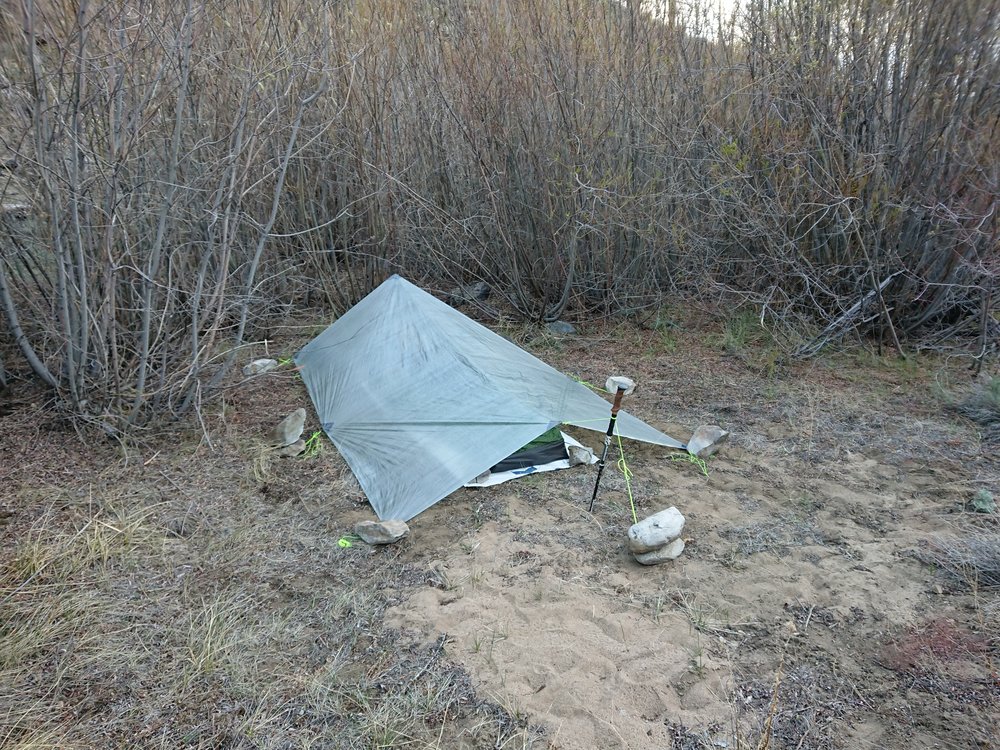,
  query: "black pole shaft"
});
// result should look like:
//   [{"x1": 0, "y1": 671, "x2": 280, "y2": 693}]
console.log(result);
[{"x1": 589, "y1": 387, "x2": 626, "y2": 512}]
